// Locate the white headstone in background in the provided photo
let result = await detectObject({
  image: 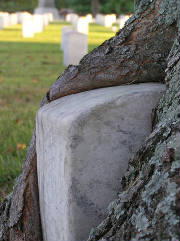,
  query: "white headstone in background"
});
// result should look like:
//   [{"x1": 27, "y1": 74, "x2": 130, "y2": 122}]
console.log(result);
[
  {"x1": 43, "y1": 13, "x2": 49, "y2": 26},
  {"x1": 95, "y1": 13, "x2": 103, "y2": 25},
  {"x1": 74, "y1": 17, "x2": 88, "y2": 35},
  {"x1": 60, "y1": 26, "x2": 74, "y2": 50},
  {"x1": 65, "y1": 13, "x2": 71, "y2": 22},
  {"x1": 66, "y1": 13, "x2": 79, "y2": 25},
  {"x1": 0, "y1": 17, "x2": 3, "y2": 30},
  {"x1": 86, "y1": 14, "x2": 93, "y2": 23},
  {"x1": 21, "y1": 12, "x2": 32, "y2": 22},
  {"x1": 63, "y1": 31, "x2": 87, "y2": 66},
  {"x1": 34, "y1": 0, "x2": 59, "y2": 20},
  {"x1": 22, "y1": 14, "x2": 34, "y2": 38},
  {"x1": 33, "y1": 14, "x2": 44, "y2": 33},
  {"x1": 111, "y1": 26, "x2": 118, "y2": 32},
  {"x1": 103, "y1": 14, "x2": 116, "y2": 27},
  {"x1": 118, "y1": 14, "x2": 131, "y2": 29},
  {"x1": 47, "y1": 13, "x2": 53, "y2": 22},
  {"x1": 0, "y1": 13, "x2": 11, "y2": 27},
  {"x1": 96, "y1": 14, "x2": 116, "y2": 27},
  {"x1": 36, "y1": 83, "x2": 165, "y2": 241},
  {"x1": 16, "y1": 12, "x2": 22, "y2": 23},
  {"x1": 16, "y1": 12, "x2": 27, "y2": 24},
  {"x1": 10, "y1": 13, "x2": 18, "y2": 25}
]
